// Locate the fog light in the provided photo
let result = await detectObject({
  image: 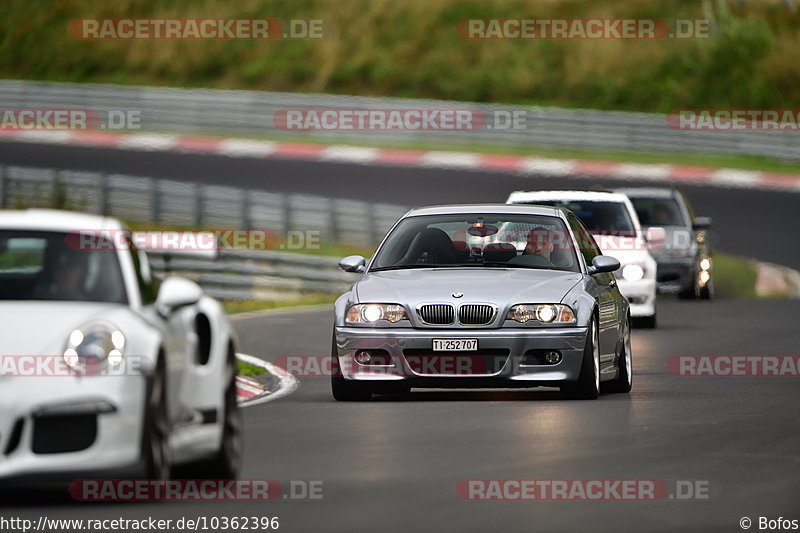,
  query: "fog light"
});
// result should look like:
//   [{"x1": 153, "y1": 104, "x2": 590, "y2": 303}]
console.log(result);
[
  {"x1": 622, "y1": 264, "x2": 645, "y2": 282},
  {"x1": 698, "y1": 270, "x2": 710, "y2": 286},
  {"x1": 544, "y1": 351, "x2": 562, "y2": 364},
  {"x1": 355, "y1": 351, "x2": 371, "y2": 364}
]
